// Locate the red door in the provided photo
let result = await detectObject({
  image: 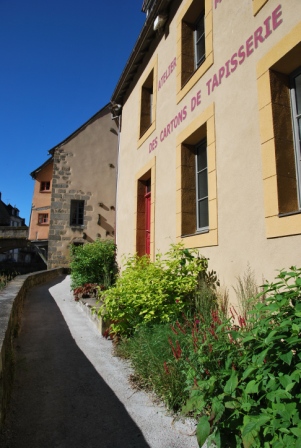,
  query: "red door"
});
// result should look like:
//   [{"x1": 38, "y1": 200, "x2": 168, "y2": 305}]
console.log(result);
[{"x1": 145, "y1": 182, "x2": 151, "y2": 255}]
